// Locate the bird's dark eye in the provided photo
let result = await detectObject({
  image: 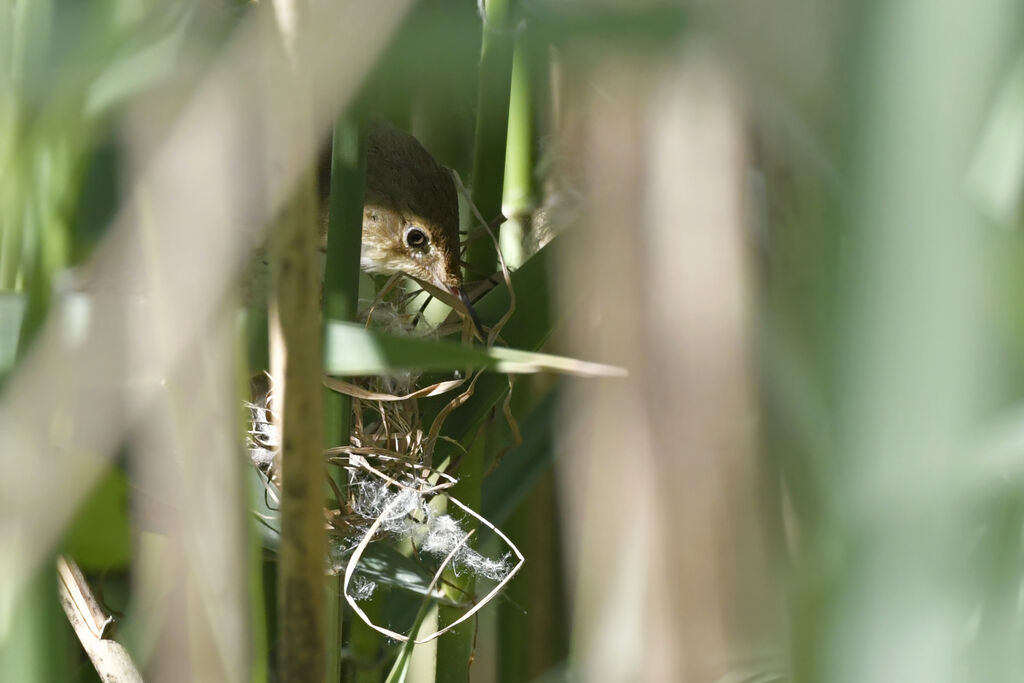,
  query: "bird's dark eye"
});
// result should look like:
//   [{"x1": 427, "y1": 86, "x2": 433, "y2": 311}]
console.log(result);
[{"x1": 405, "y1": 226, "x2": 429, "y2": 249}]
